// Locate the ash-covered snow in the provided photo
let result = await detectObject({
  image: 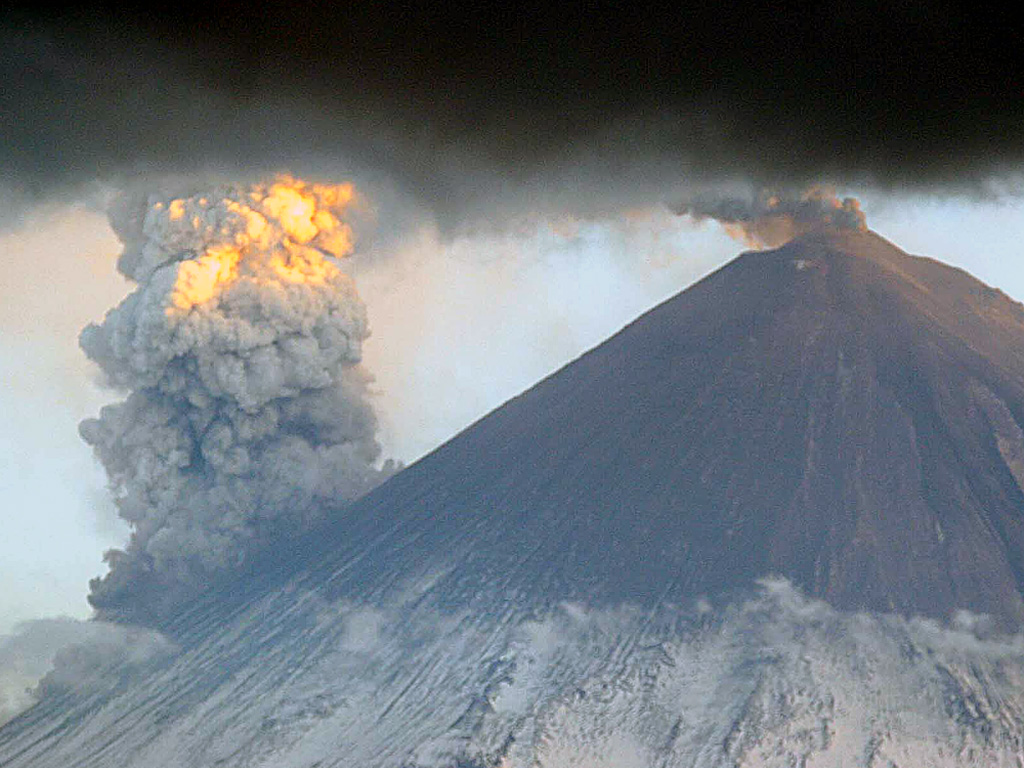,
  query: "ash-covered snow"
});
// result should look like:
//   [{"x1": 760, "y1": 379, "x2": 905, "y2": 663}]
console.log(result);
[{"x1": 3, "y1": 578, "x2": 1024, "y2": 768}]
